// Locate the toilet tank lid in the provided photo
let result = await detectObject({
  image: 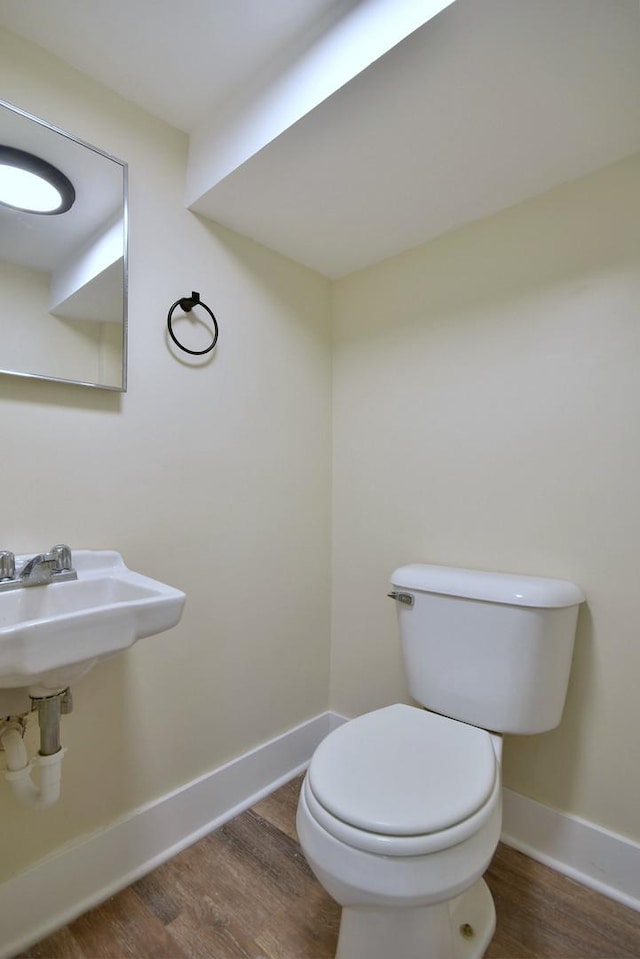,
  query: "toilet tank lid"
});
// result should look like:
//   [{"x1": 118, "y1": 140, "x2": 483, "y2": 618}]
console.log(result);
[{"x1": 390, "y1": 564, "x2": 584, "y2": 608}]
